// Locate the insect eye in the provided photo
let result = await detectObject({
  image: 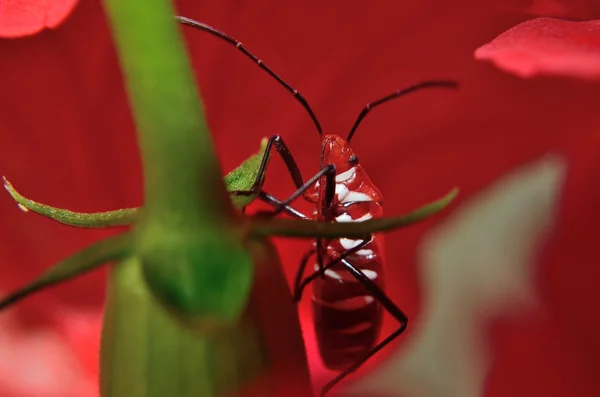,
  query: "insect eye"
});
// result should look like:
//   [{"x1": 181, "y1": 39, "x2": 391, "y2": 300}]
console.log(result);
[{"x1": 348, "y1": 154, "x2": 359, "y2": 165}]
